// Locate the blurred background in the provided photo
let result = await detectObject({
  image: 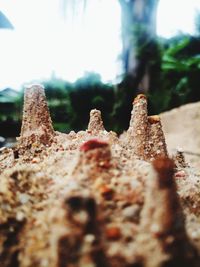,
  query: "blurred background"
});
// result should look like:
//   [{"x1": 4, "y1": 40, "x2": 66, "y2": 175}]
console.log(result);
[{"x1": 1, "y1": 0, "x2": 200, "y2": 146}]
